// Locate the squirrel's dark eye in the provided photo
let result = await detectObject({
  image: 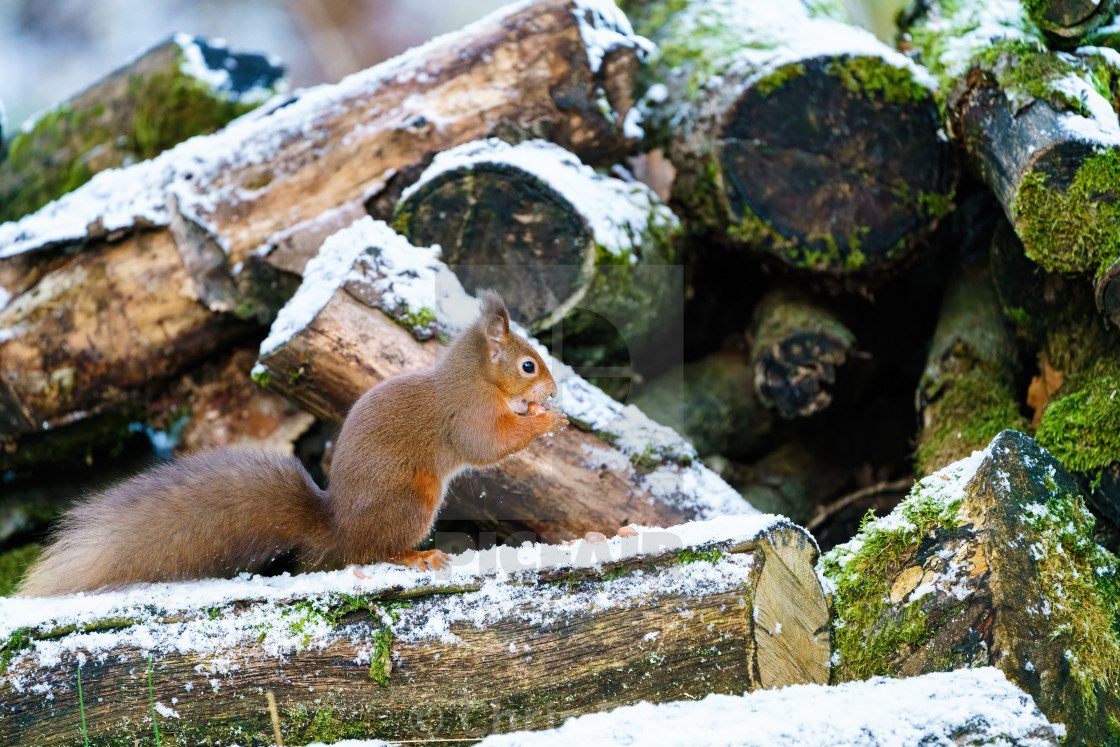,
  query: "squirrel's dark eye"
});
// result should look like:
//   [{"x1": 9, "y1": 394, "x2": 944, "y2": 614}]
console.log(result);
[{"x1": 521, "y1": 360, "x2": 536, "y2": 374}]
